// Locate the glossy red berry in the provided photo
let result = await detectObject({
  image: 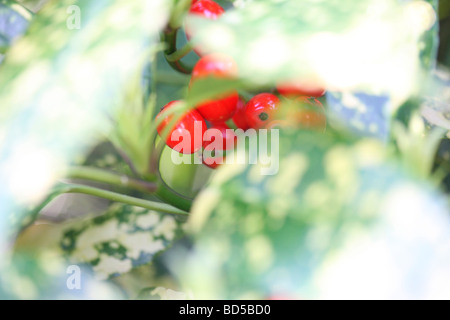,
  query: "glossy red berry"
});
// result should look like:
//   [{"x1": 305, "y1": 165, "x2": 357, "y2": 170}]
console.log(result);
[
  {"x1": 202, "y1": 122, "x2": 236, "y2": 169},
  {"x1": 277, "y1": 81, "x2": 325, "y2": 98},
  {"x1": 294, "y1": 96, "x2": 326, "y2": 129},
  {"x1": 231, "y1": 97, "x2": 250, "y2": 130},
  {"x1": 191, "y1": 53, "x2": 238, "y2": 79},
  {"x1": 189, "y1": 0, "x2": 224, "y2": 19},
  {"x1": 244, "y1": 93, "x2": 280, "y2": 129},
  {"x1": 190, "y1": 54, "x2": 239, "y2": 122},
  {"x1": 203, "y1": 122, "x2": 236, "y2": 150},
  {"x1": 156, "y1": 101, "x2": 207, "y2": 154}
]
